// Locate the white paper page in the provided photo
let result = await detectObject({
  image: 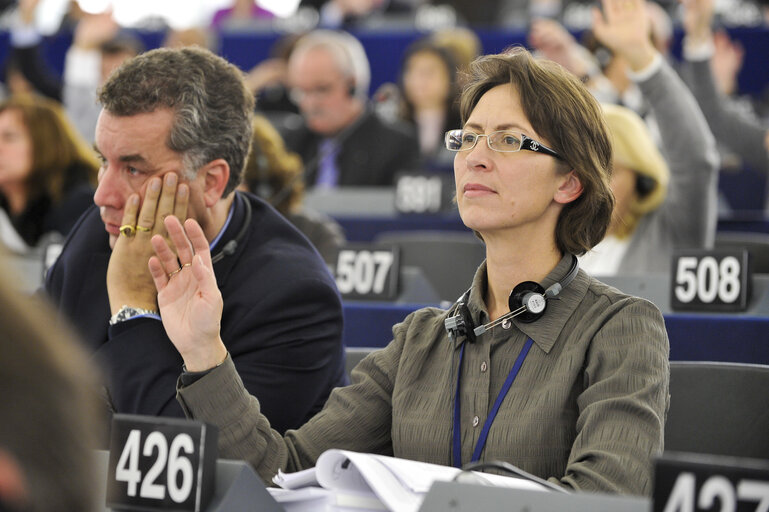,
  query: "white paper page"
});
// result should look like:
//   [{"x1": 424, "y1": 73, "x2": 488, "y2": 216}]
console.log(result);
[
  {"x1": 317, "y1": 450, "x2": 424, "y2": 512},
  {"x1": 267, "y1": 487, "x2": 330, "y2": 512},
  {"x1": 273, "y1": 467, "x2": 321, "y2": 490},
  {"x1": 315, "y1": 450, "x2": 377, "y2": 495}
]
